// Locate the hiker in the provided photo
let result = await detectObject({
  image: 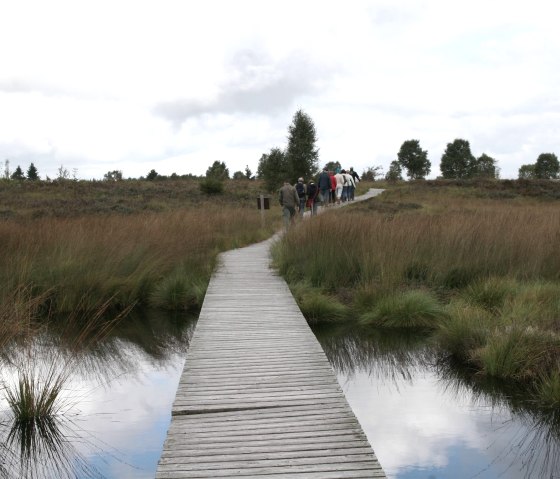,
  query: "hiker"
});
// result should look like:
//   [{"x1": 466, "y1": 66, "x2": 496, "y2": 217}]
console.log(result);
[
  {"x1": 306, "y1": 180, "x2": 319, "y2": 216},
  {"x1": 344, "y1": 170, "x2": 356, "y2": 201},
  {"x1": 334, "y1": 169, "x2": 345, "y2": 204},
  {"x1": 295, "y1": 177, "x2": 306, "y2": 217},
  {"x1": 329, "y1": 171, "x2": 337, "y2": 204},
  {"x1": 279, "y1": 180, "x2": 299, "y2": 228},
  {"x1": 317, "y1": 167, "x2": 331, "y2": 207},
  {"x1": 349, "y1": 167, "x2": 360, "y2": 200}
]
